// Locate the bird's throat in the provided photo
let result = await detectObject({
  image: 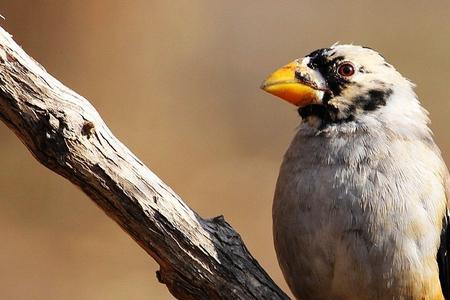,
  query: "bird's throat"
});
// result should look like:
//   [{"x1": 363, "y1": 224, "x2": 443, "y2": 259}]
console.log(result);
[{"x1": 298, "y1": 104, "x2": 354, "y2": 129}]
